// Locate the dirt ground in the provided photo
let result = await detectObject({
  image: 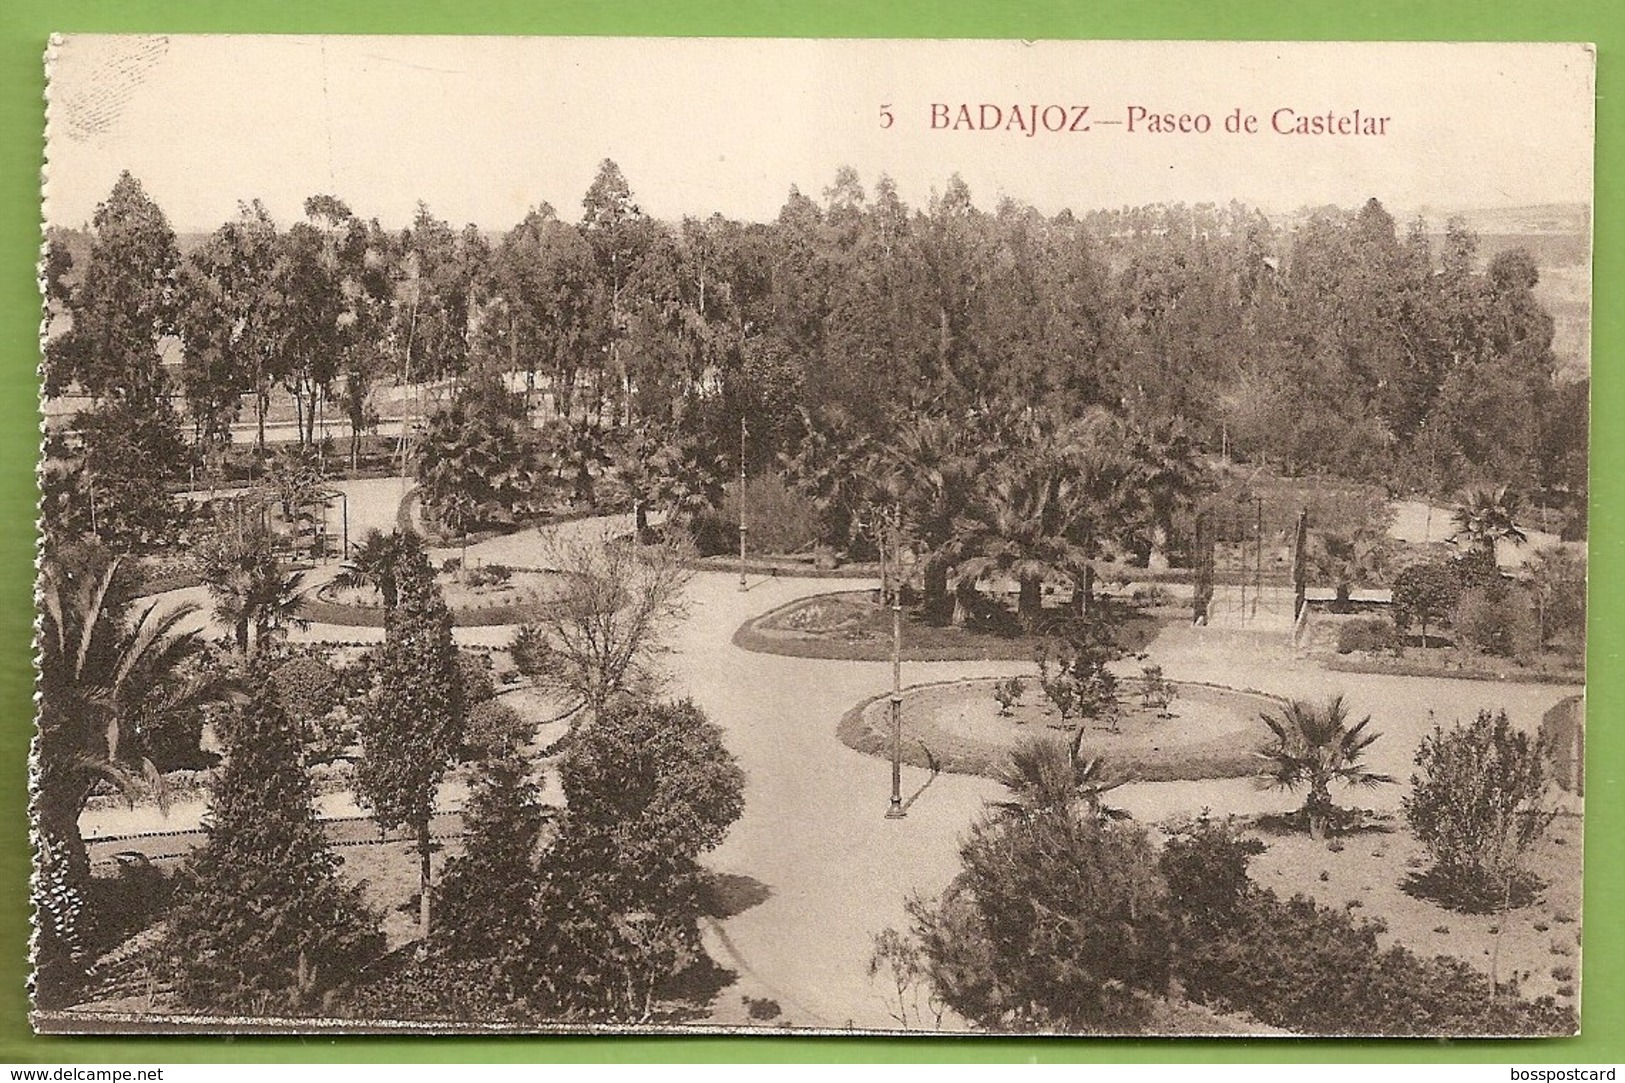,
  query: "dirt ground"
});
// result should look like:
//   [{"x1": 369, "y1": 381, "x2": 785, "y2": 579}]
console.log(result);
[{"x1": 1245, "y1": 815, "x2": 1583, "y2": 1006}]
